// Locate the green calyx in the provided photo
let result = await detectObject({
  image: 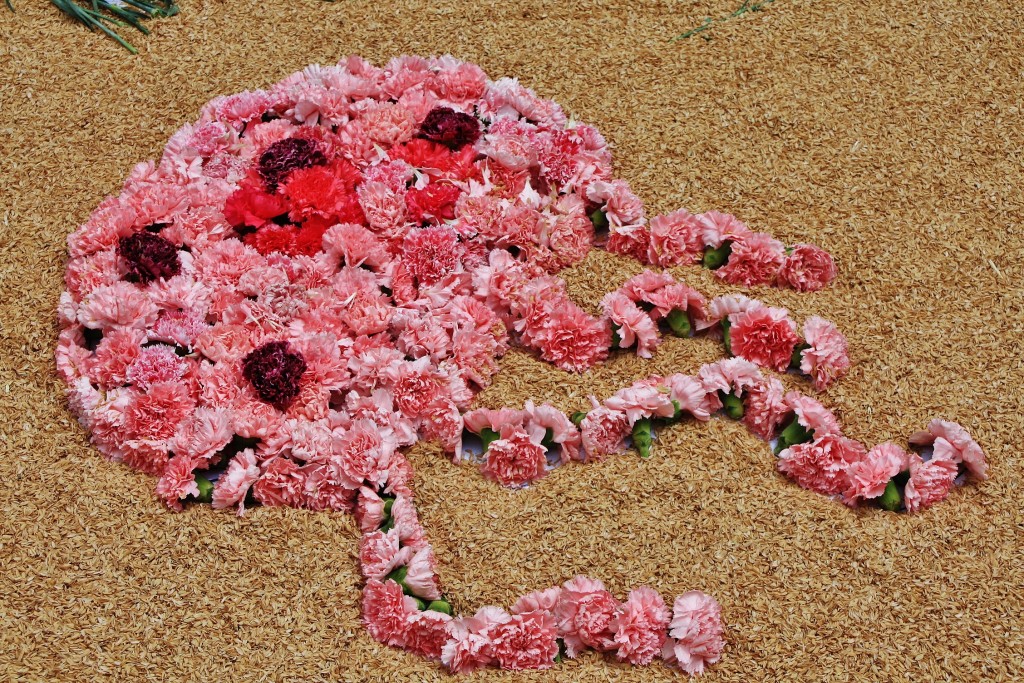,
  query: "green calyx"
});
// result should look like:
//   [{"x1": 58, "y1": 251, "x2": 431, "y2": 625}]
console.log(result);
[
  {"x1": 719, "y1": 391, "x2": 744, "y2": 420},
  {"x1": 590, "y1": 209, "x2": 609, "y2": 232},
  {"x1": 721, "y1": 318, "x2": 733, "y2": 356},
  {"x1": 570, "y1": 411, "x2": 588, "y2": 427},
  {"x1": 632, "y1": 418, "x2": 654, "y2": 459},
  {"x1": 702, "y1": 242, "x2": 732, "y2": 270},
  {"x1": 479, "y1": 427, "x2": 500, "y2": 452},
  {"x1": 774, "y1": 415, "x2": 812, "y2": 454},
  {"x1": 666, "y1": 308, "x2": 692, "y2": 337},
  {"x1": 878, "y1": 479, "x2": 902, "y2": 512},
  {"x1": 426, "y1": 599, "x2": 453, "y2": 615},
  {"x1": 610, "y1": 323, "x2": 623, "y2": 350},
  {"x1": 193, "y1": 474, "x2": 214, "y2": 504}
]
